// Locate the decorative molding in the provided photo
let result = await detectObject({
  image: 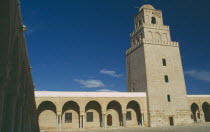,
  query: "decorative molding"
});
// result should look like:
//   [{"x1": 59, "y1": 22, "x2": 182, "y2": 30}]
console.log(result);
[
  {"x1": 130, "y1": 23, "x2": 169, "y2": 38},
  {"x1": 126, "y1": 39, "x2": 179, "y2": 55}
]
